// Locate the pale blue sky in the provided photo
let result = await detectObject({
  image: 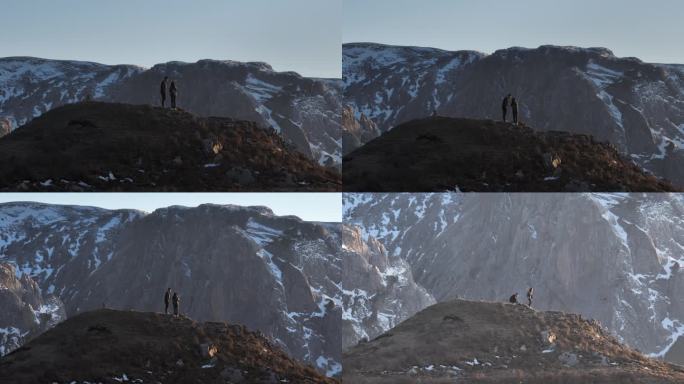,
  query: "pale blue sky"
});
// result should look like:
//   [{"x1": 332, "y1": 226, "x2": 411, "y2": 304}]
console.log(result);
[
  {"x1": 344, "y1": 0, "x2": 684, "y2": 64},
  {"x1": 1, "y1": 0, "x2": 341, "y2": 78},
  {"x1": 0, "y1": 193, "x2": 342, "y2": 222}
]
